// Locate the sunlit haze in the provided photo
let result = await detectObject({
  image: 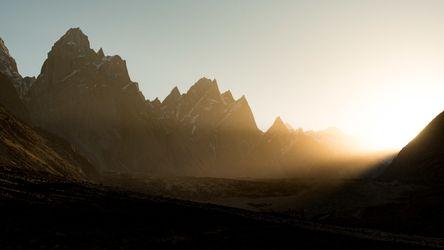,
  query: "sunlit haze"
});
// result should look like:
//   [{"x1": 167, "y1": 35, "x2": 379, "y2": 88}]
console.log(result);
[{"x1": 2, "y1": 0, "x2": 444, "y2": 150}]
